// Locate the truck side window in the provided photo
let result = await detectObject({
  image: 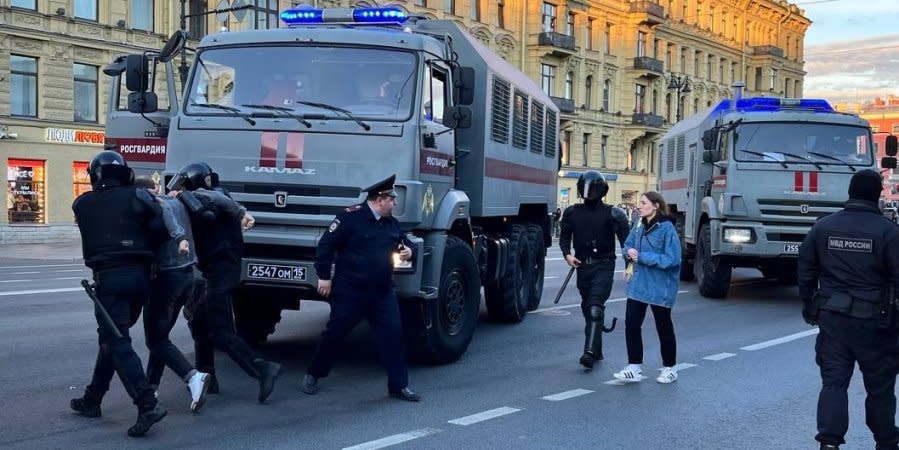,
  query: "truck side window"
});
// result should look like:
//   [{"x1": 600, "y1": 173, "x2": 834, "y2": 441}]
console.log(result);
[
  {"x1": 116, "y1": 58, "x2": 170, "y2": 111},
  {"x1": 423, "y1": 65, "x2": 448, "y2": 123},
  {"x1": 718, "y1": 130, "x2": 730, "y2": 161}
]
